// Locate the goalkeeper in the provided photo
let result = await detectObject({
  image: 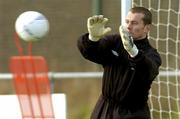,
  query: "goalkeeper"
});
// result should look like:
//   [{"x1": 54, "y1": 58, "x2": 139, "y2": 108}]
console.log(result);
[{"x1": 77, "y1": 7, "x2": 161, "y2": 119}]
